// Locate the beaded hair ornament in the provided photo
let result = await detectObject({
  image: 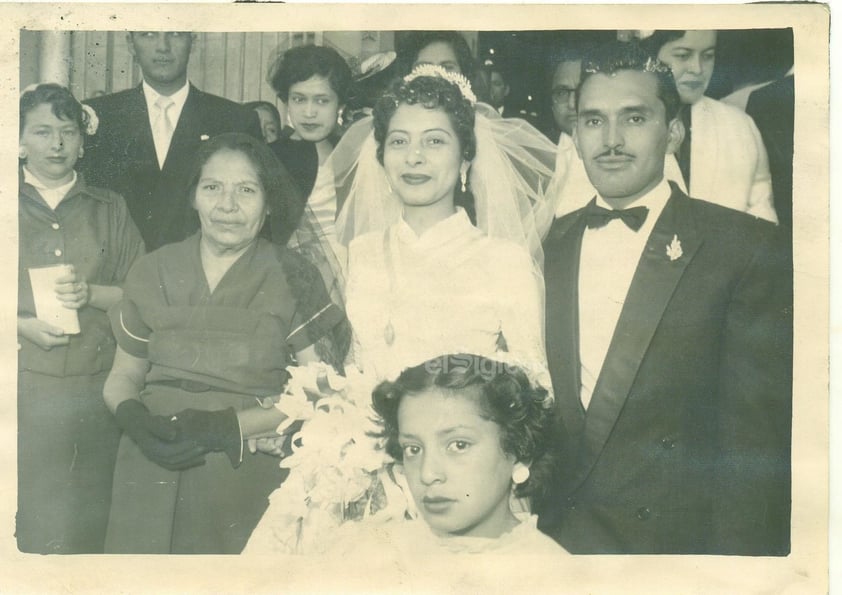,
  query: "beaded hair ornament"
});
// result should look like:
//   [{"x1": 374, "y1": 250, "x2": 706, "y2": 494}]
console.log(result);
[
  {"x1": 583, "y1": 55, "x2": 673, "y2": 77},
  {"x1": 402, "y1": 64, "x2": 477, "y2": 105}
]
